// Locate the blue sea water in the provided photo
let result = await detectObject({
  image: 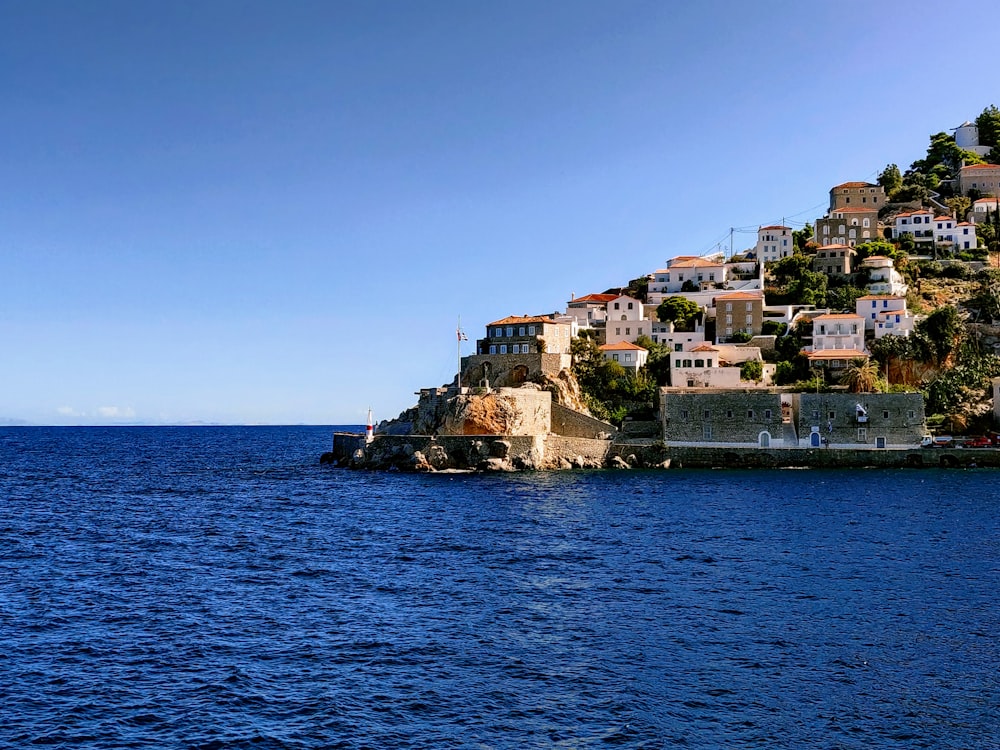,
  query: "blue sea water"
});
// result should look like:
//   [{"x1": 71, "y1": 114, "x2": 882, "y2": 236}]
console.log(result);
[{"x1": 1, "y1": 426, "x2": 998, "y2": 749}]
